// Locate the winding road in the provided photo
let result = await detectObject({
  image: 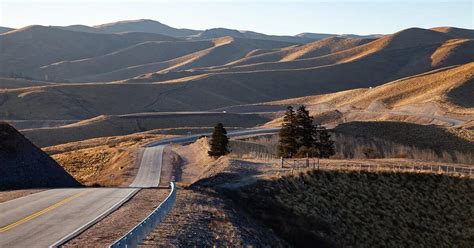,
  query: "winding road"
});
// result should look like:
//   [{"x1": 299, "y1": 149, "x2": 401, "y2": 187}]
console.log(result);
[{"x1": 0, "y1": 128, "x2": 278, "y2": 247}]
